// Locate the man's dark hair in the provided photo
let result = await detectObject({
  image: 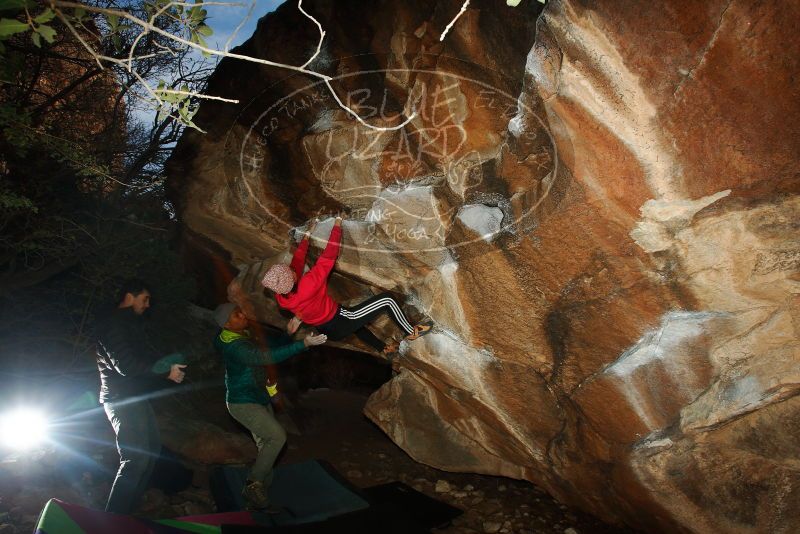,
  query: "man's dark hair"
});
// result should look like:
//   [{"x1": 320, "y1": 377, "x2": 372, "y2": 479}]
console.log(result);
[{"x1": 116, "y1": 278, "x2": 151, "y2": 305}]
